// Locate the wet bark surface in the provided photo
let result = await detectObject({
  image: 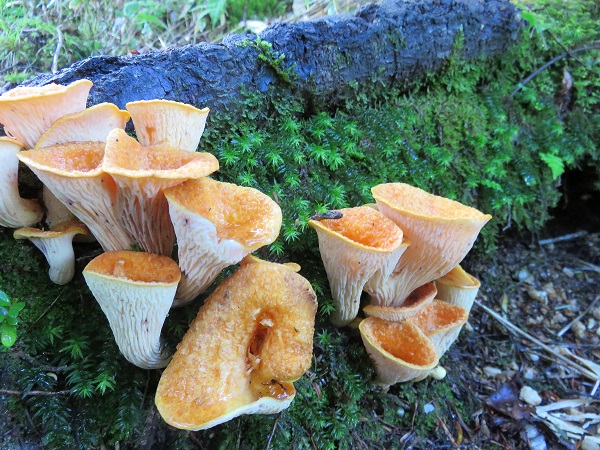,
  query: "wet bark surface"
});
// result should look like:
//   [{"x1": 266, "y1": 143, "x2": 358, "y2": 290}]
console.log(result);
[{"x1": 23, "y1": 0, "x2": 522, "y2": 117}]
